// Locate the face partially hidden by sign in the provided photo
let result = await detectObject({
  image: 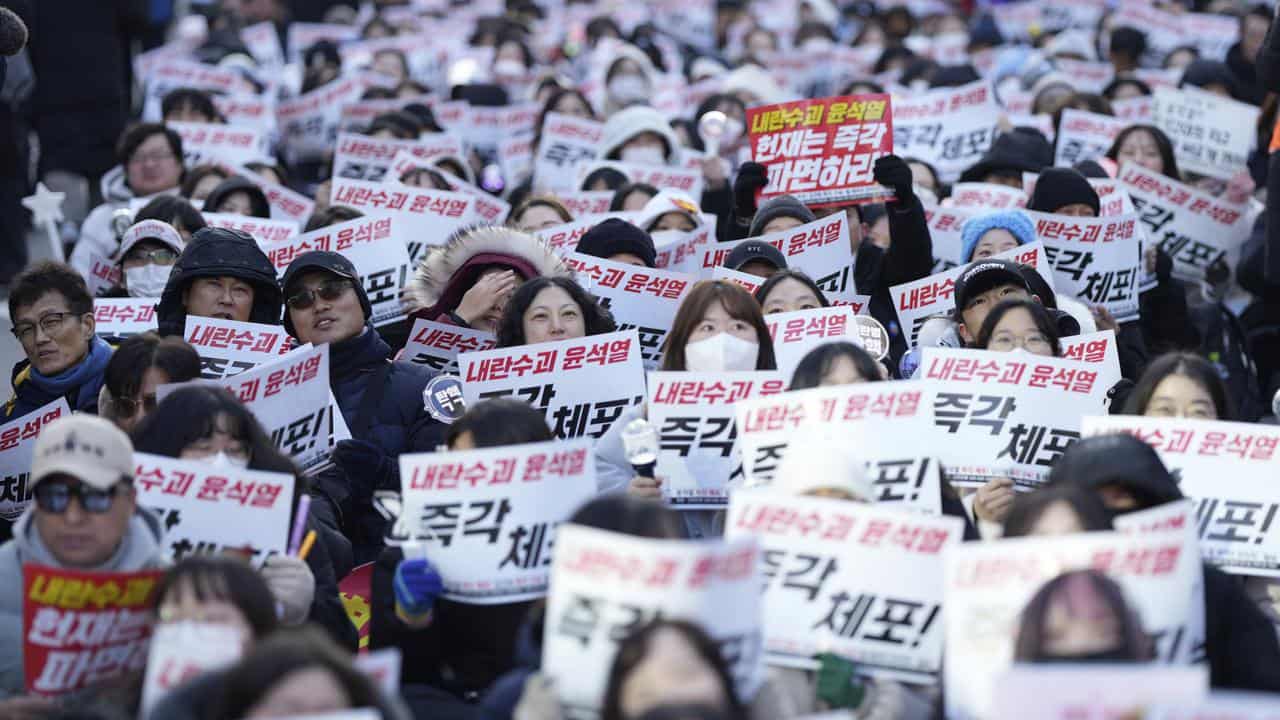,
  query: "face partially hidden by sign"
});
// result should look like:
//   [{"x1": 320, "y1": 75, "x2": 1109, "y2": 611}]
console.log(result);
[
  {"x1": 958, "y1": 284, "x2": 1032, "y2": 345},
  {"x1": 243, "y1": 666, "x2": 354, "y2": 719},
  {"x1": 184, "y1": 276, "x2": 255, "y2": 323},
  {"x1": 619, "y1": 627, "x2": 732, "y2": 719}
]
